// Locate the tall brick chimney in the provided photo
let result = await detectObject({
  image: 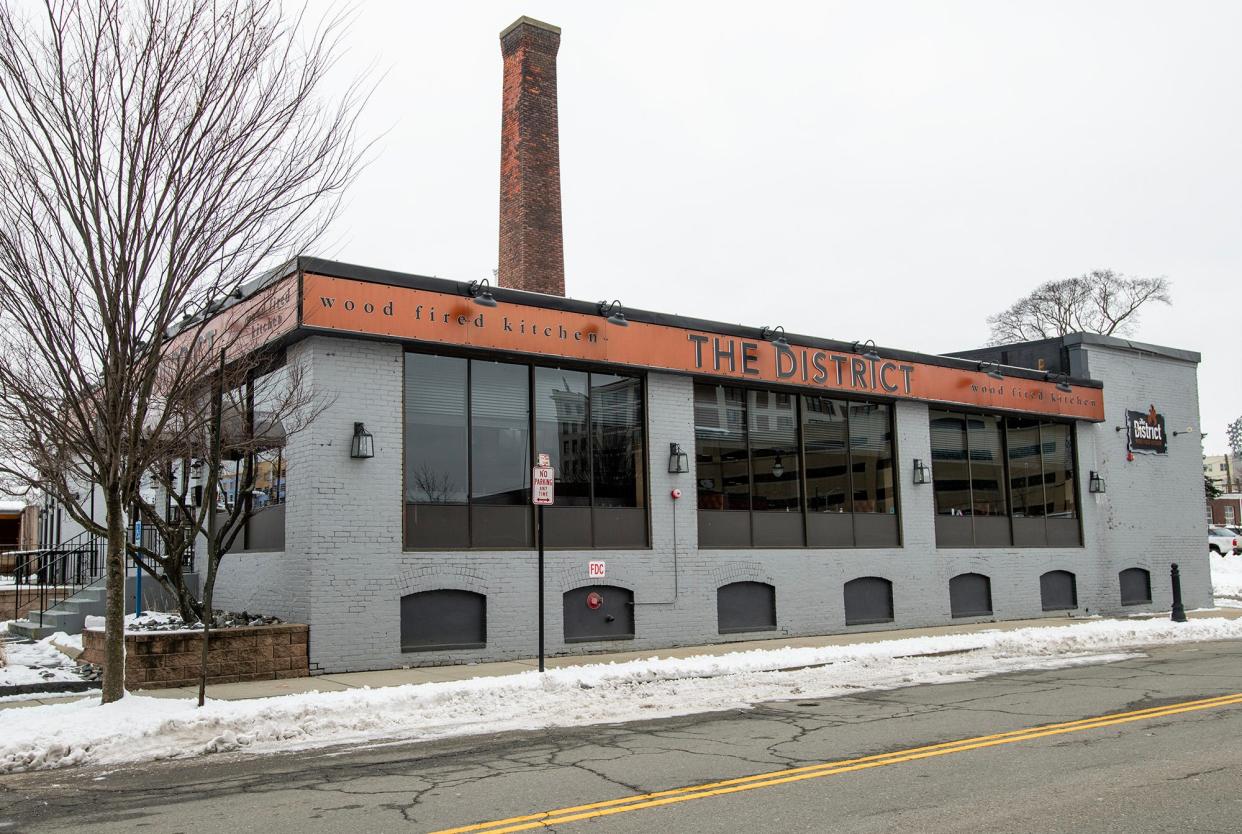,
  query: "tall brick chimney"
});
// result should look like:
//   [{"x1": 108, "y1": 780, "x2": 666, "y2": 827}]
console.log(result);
[{"x1": 498, "y1": 16, "x2": 565, "y2": 296}]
